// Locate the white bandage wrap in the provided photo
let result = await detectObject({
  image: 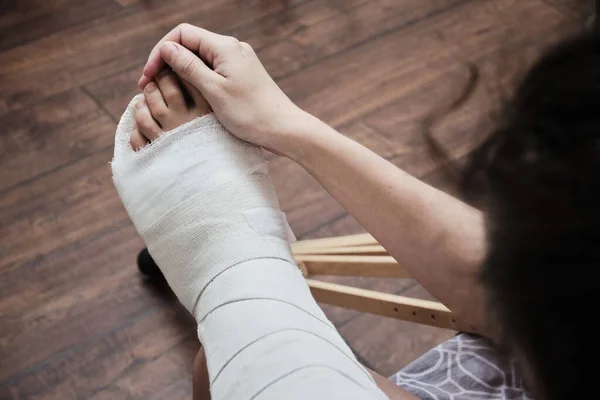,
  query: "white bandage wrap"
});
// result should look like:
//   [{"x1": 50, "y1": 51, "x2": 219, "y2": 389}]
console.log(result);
[{"x1": 111, "y1": 96, "x2": 387, "y2": 399}]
